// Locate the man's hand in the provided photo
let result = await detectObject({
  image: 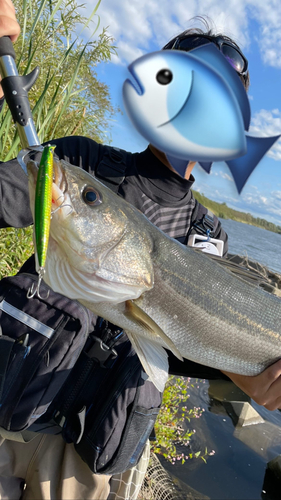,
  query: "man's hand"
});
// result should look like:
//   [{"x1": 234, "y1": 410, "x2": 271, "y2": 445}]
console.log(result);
[
  {"x1": 0, "y1": 0, "x2": 20, "y2": 98},
  {"x1": 0, "y1": 0, "x2": 20, "y2": 41},
  {"x1": 222, "y1": 359, "x2": 281, "y2": 411}
]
